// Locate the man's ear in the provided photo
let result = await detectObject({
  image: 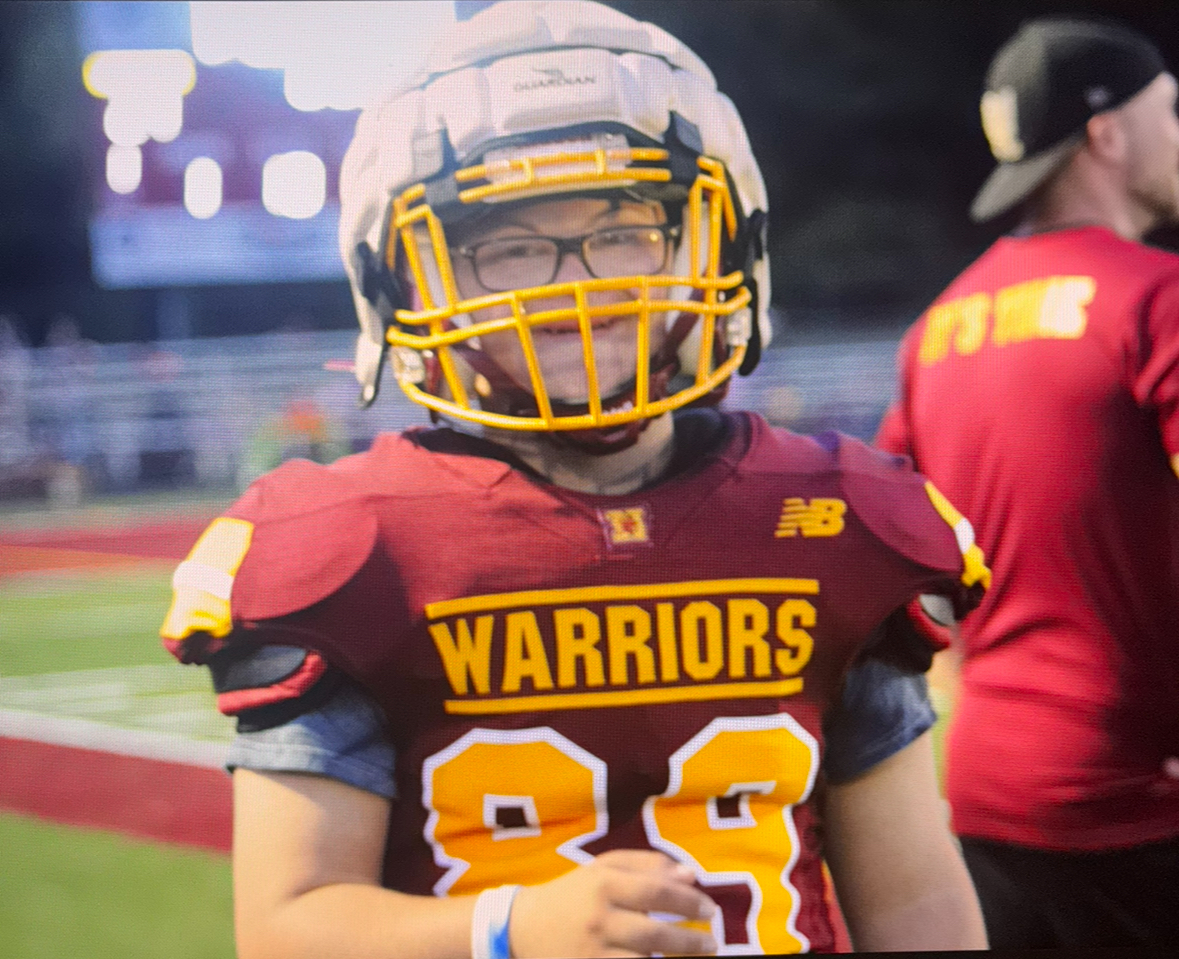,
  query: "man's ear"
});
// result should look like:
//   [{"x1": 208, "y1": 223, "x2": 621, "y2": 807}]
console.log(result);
[{"x1": 1085, "y1": 110, "x2": 1128, "y2": 165}]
